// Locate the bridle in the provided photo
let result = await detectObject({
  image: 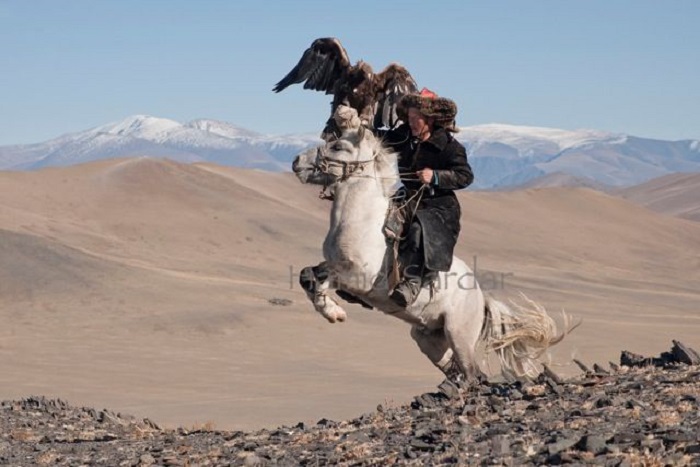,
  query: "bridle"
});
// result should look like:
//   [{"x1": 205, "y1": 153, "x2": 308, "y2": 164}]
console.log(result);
[
  {"x1": 308, "y1": 134, "x2": 427, "y2": 231},
  {"x1": 312, "y1": 142, "x2": 380, "y2": 200}
]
